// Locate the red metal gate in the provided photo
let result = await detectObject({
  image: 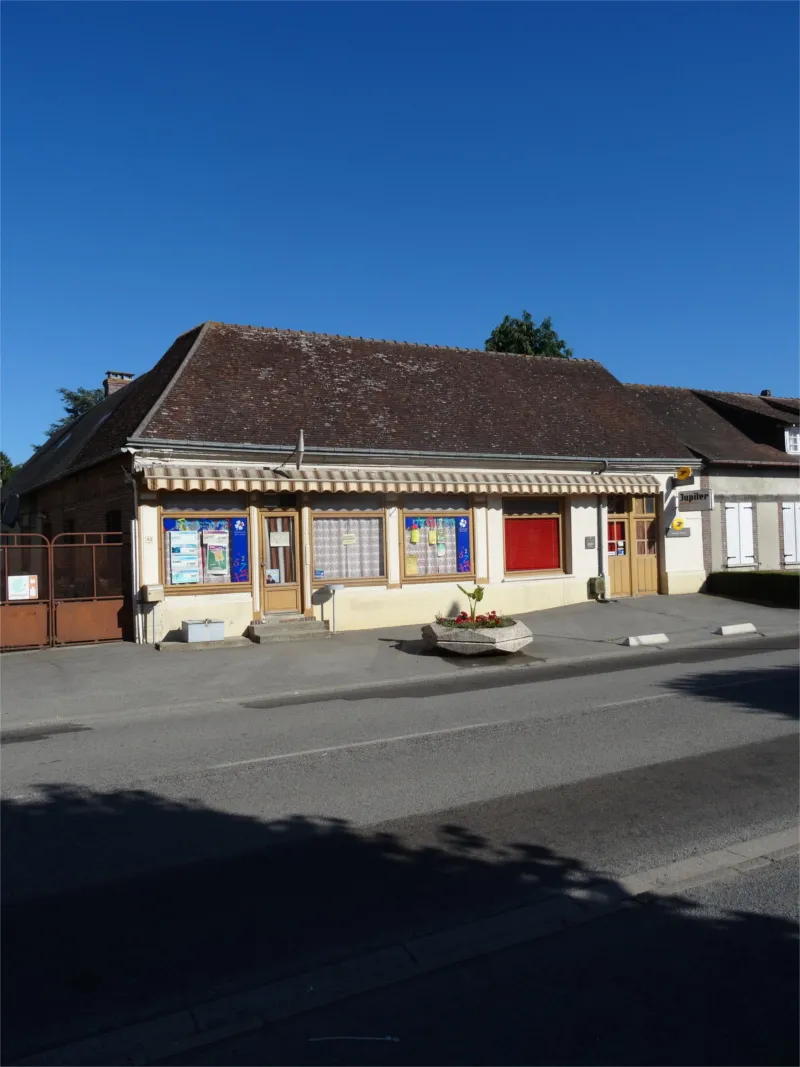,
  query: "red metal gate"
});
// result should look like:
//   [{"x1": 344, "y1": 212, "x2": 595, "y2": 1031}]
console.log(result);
[
  {"x1": 0, "y1": 532, "x2": 128, "y2": 650},
  {"x1": 0, "y1": 534, "x2": 52, "y2": 649}
]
